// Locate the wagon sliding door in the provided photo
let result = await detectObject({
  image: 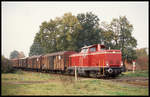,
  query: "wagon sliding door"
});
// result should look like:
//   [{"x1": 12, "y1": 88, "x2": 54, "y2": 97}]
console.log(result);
[{"x1": 49, "y1": 56, "x2": 54, "y2": 70}]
